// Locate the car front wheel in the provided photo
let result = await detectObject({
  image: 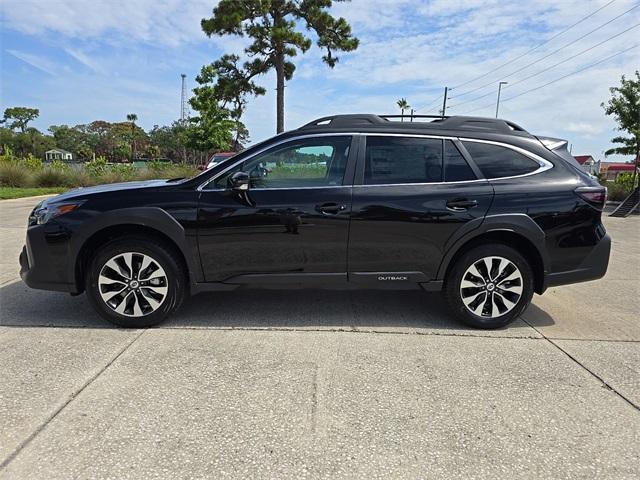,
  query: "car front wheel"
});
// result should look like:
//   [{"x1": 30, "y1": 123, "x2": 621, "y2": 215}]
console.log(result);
[
  {"x1": 444, "y1": 244, "x2": 534, "y2": 329},
  {"x1": 86, "y1": 237, "x2": 186, "y2": 328}
]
